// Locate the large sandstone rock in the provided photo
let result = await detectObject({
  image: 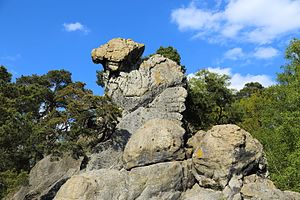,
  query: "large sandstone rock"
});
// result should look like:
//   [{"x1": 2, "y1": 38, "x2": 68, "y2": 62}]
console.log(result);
[
  {"x1": 182, "y1": 175, "x2": 300, "y2": 200},
  {"x1": 55, "y1": 161, "x2": 193, "y2": 200},
  {"x1": 117, "y1": 86, "x2": 187, "y2": 135},
  {"x1": 189, "y1": 124, "x2": 266, "y2": 189},
  {"x1": 12, "y1": 155, "x2": 83, "y2": 200},
  {"x1": 92, "y1": 38, "x2": 185, "y2": 113},
  {"x1": 241, "y1": 174, "x2": 300, "y2": 200},
  {"x1": 181, "y1": 184, "x2": 225, "y2": 200},
  {"x1": 91, "y1": 38, "x2": 144, "y2": 72},
  {"x1": 123, "y1": 119, "x2": 186, "y2": 169},
  {"x1": 47, "y1": 38, "x2": 300, "y2": 200},
  {"x1": 105, "y1": 55, "x2": 185, "y2": 112},
  {"x1": 55, "y1": 169, "x2": 127, "y2": 200},
  {"x1": 85, "y1": 129, "x2": 130, "y2": 171},
  {"x1": 184, "y1": 125, "x2": 299, "y2": 200}
]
